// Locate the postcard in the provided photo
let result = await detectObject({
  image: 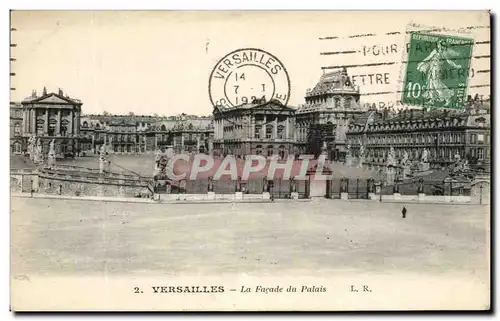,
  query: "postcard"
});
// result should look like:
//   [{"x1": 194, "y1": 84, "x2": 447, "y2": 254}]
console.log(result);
[{"x1": 10, "y1": 10, "x2": 491, "y2": 311}]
